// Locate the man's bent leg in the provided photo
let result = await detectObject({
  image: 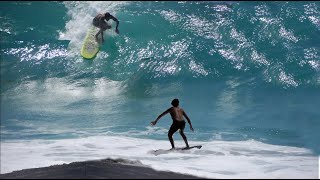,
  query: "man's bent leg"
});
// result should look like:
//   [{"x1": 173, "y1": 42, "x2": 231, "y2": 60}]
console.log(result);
[
  {"x1": 168, "y1": 131, "x2": 175, "y2": 149},
  {"x1": 95, "y1": 29, "x2": 102, "y2": 41},
  {"x1": 168, "y1": 123, "x2": 179, "y2": 149},
  {"x1": 179, "y1": 130, "x2": 190, "y2": 148}
]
